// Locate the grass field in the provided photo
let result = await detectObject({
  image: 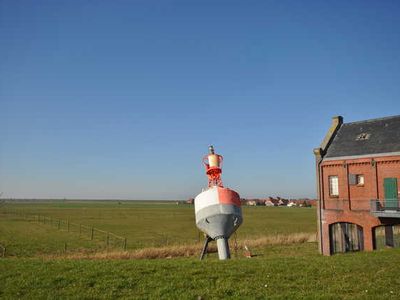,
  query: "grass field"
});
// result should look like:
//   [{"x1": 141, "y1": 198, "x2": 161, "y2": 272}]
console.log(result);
[
  {"x1": 1, "y1": 201, "x2": 400, "y2": 299},
  {"x1": 0, "y1": 201, "x2": 316, "y2": 256},
  {"x1": 1, "y1": 243, "x2": 400, "y2": 299}
]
